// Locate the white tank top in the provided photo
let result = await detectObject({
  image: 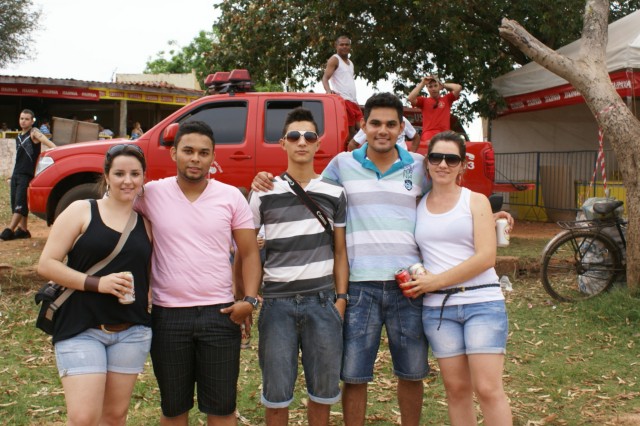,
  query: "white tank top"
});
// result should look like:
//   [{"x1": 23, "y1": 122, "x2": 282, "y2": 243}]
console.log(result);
[
  {"x1": 329, "y1": 54, "x2": 357, "y2": 103},
  {"x1": 415, "y1": 187, "x2": 502, "y2": 307}
]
